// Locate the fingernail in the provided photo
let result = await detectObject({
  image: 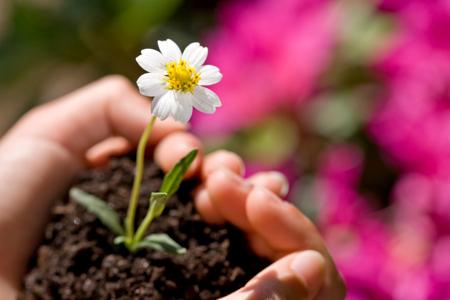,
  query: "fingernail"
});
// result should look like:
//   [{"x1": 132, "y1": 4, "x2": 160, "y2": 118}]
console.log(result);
[
  {"x1": 252, "y1": 186, "x2": 280, "y2": 204},
  {"x1": 216, "y1": 150, "x2": 246, "y2": 177},
  {"x1": 217, "y1": 168, "x2": 252, "y2": 188},
  {"x1": 268, "y1": 171, "x2": 289, "y2": 197},
  {"x1": 290, "y1": 250, "x2": 326, "y2": 297}
]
